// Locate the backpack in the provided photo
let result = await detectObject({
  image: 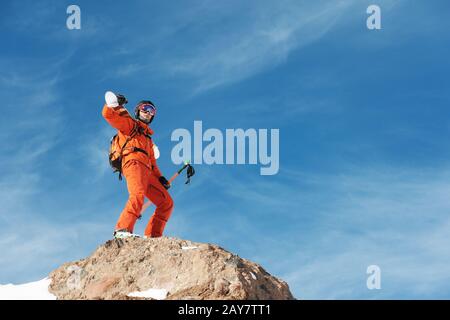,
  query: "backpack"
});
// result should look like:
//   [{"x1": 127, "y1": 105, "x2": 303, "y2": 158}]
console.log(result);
[{"x1": 108, "y1": 123, "x2": 148, "y2": 180}]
